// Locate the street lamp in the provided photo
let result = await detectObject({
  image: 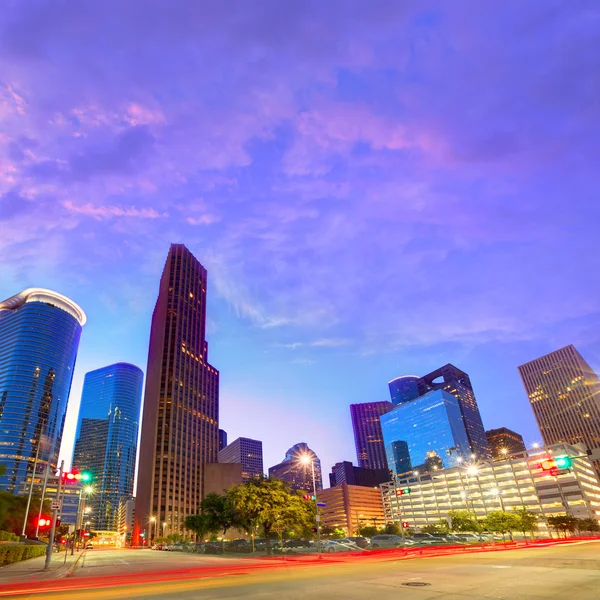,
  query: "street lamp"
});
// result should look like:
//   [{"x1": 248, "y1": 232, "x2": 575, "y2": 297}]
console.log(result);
[{"x1": 299, "y1": 454, "x2": 321, "y2": 556}]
